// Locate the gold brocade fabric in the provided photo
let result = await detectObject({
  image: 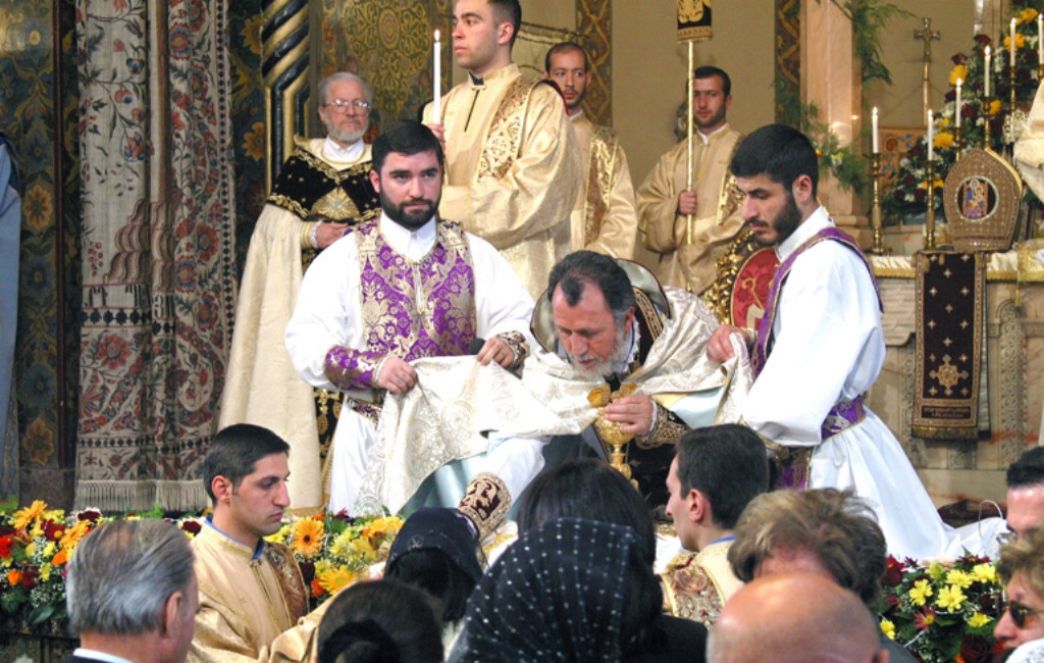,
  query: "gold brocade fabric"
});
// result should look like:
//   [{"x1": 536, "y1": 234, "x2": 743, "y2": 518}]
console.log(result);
[
  {"x1": 423, "y1": 64, "x2": 581, "y2": 297},
  {"x1": 354, "y1": 286, "x2": 750, "y2": 514},
  {"x1": 189, "y1": 525, "x2": 311, "y2": 662},
  {"x1": 218, "y1": 140, "x2": 375, "y2": 510},
  {"x1": 660, "y1": 540, "x2": 743, "y2": 626},
  {"x1": 570, "y1": 114, "x2": 638, "y2": 259},
  {"x1": 636, "y1": 128, "x2": 745, "y2": 292}
]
